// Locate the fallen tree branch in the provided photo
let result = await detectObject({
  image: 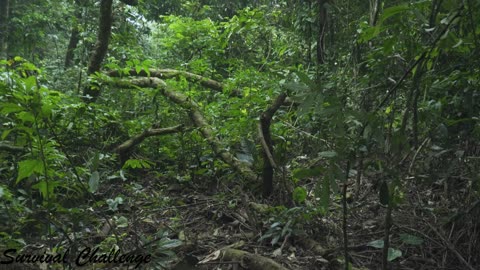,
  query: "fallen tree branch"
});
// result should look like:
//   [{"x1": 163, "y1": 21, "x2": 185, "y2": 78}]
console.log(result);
[
  {"x1": 108, "y1": 69, "x2": 242, "y2": 97},
  {"x1": 107, "y1": 69, "x2": 301, "y2": 109},
  {"x1": 200, "y1": 248, "x2": 289, "y2": 270},
  {"x1": 113, "y1": 124, "x2": 187, "y2": 163},
  {"x1": 108, "y1": 77, "x2": 258, "y2": 182},
  {"x1": 114, "y1": 124, "x2": 186, "y2": 154},
  {"x1": 0, "y1": 142, "x2": 25, "y2": 153}
]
